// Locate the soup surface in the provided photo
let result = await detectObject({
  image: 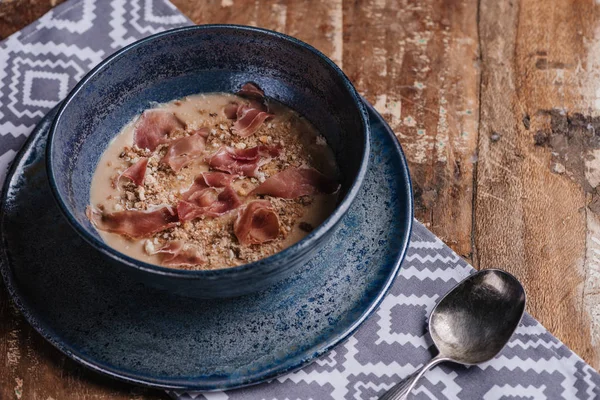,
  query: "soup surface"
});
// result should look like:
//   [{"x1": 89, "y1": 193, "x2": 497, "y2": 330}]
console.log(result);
[{"x1": 88, "y1": 84, "x2": 339, "y2": 270}]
